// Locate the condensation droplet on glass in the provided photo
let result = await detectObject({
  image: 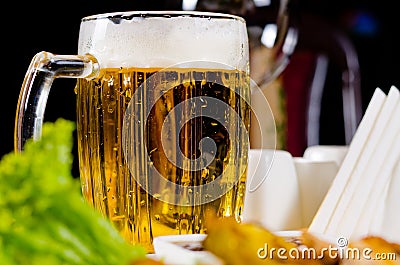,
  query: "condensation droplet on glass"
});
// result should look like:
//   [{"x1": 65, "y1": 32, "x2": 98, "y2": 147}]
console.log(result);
[
  {"x1": 201, "y1": 168, "x2": 209, "y2": 179},
  {"x1": 123, "y1": 75, "x2": 131, "y2": 86},
  {"x1": 149, "y1": 147, "x2": 157, "y2": 155},
  {"x1": 200, "y1": 97, "x2": 208, "y2": 108}
]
